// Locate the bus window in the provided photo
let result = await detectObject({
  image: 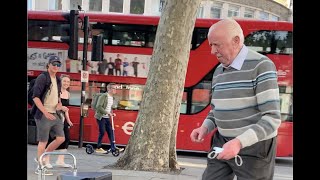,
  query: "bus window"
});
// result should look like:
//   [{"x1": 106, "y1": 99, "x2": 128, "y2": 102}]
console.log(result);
[
  {"x1": 87, "y1": 28, "x2": 107, "y2": 45},
  {"x1": 68, "y1": 80, "x2": 81, "y2": 106},
  {"x1": 191, "y1": 81, "x2": 211, "y2": 114},
  {"x1": 112, "y1": 84, "x2": 144, "y2": 110},
  {"x1": 146, "y1": 33, "x2": 155, "y2": 47},
  {"x1": 191, "y1": 28, "x2": 208, "y2": 49},
  {"x1": 111, "y1": 24, "x2": 156, "y2": 47},
  {"x1": 28, "y1": 20, "x2": 68, "y2": 42},
  {"x1": 112, "y1": 31, "x2": 146, "y2": 46},
  {"x1": 181, "y1": 91, "x2": 187, "y2": 114},
  {"x1": 112, "y1": 84, "x2": 189, "y2": 113},
  {"x1": 91, "y1": 22, "x2": 111, "y2": 45},
  {"x1": 189, "y1": 66, "x2": 216, "y2": 114},
  {"x1": 279, "y1": 86, "x2": 293, "y2": 122},
  {"x1": 68, "y1": 80, "x2": 106, "y2": 106},
  {"x1": 244, "y1": 30, "x2": 293, "y2": 55},
  {"x1": 68, "y1": 80, "x2": 190, "y2": 113},
  {"x1": 68, "y1": 80, "x2": 189, "y2": 112}
]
